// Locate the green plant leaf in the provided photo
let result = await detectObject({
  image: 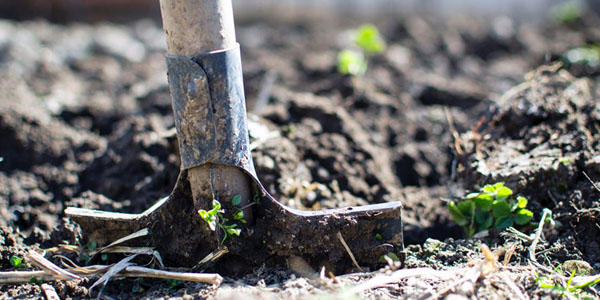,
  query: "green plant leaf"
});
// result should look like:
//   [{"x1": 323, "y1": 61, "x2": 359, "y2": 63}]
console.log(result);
[
  {"x1": 492, "y1": 200, "x2": 511, "y2": 217},
  {"x1": 465, "y1": 192, "x2": 480, "y2": 199},
  {"x1": 514, "y1": 209, "x2": 534, "y2": 225},
  {"x1": 482, "y1": 184, "x2": 496, "y2": 193},
  {"x1": 10, "y1": 256, "x2": 23, "y2": 268},
  {"x1": 516, "y1": 196, "x2": 528, "y2": 209},
  {"x1": 233, "y1": 209, "x2": 246, "y2": 223},
  {"x1": 354, "y1": 24, "x2": 386, "y2": 54},
  {"x1": 473, "y1": 194, "x2": 493, "y2": 211},
  {"x1": 227, "y1": 227, "x2": 241, "y2": 236},
  {"x1": 457, "y1": 200, "x2": 475, "y2": 216},
  {"x1": 475, "y1": 210, "x2": 493, "y2": 229},
  {"x1": 212, "y1": 200, "x2": 221, "y2": 211},
  {"x1": 198, "y1": 209, "x2": 217, "y2": 231},
  {"x1": 495, "y1": 215, "x2": 514, "y2": 228},
  {"x1": 495, "y1": 186, "x2": 513, "y2": 201},
  {"x1": 232, "y1": 195, "x2": 242, "y2": 206},
  {"x1": 337, "y1": 49, "x2": 367, "y2": 76},
  {"x1": 448, "y1": 202, "x2": 468, "y2": 226}
]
